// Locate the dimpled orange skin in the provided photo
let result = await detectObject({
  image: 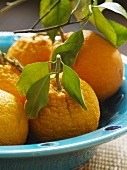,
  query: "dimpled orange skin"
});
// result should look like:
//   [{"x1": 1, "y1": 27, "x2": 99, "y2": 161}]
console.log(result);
[
  {"x1": 0, "y1": 90, "x2": 28, "y2": 145},
  {"x1": 29, "y1": 76, "x2": 100, "y2": 142},
  {"x1": 53, "y1": 30, "x2": 124, "y2": 101},
  {"x1": 0, "y1": 63, "x2": 25, "y2": 105},
  {"x1": 7, "y1": 35, "x2": 53, "y2": 66}
]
